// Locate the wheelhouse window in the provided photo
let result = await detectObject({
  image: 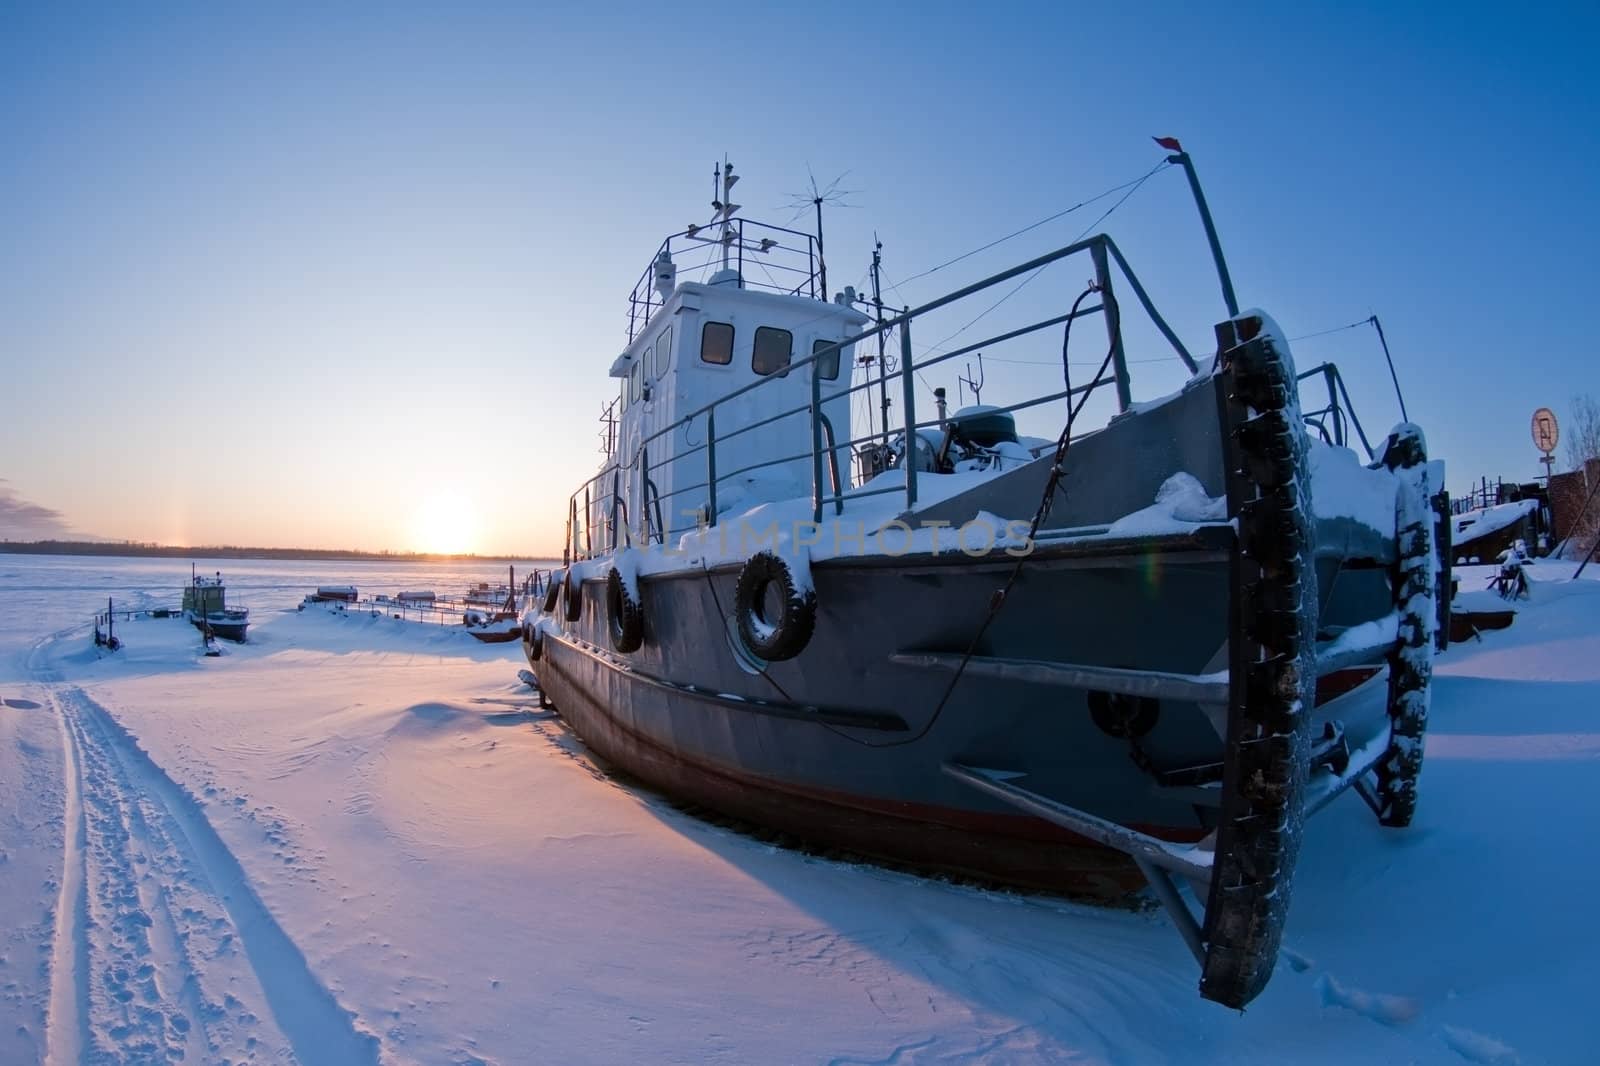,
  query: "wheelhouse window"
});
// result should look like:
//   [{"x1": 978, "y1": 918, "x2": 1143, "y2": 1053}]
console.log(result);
[
  {"x1": 655, "y1": 325, "x2": 674, "y2": 378},
  {"x1": 629, "y1": 358, "x2": 642, "y2": 403},
  {"x1": 701, "y1": 321, "x2": 733, "y2": 365},
  {"x1": 813, "y1": 338, "x2": 841, "y2": 381},
  {"x1": 752, "y1": 326, "x2": 792, "y2": 376}
]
